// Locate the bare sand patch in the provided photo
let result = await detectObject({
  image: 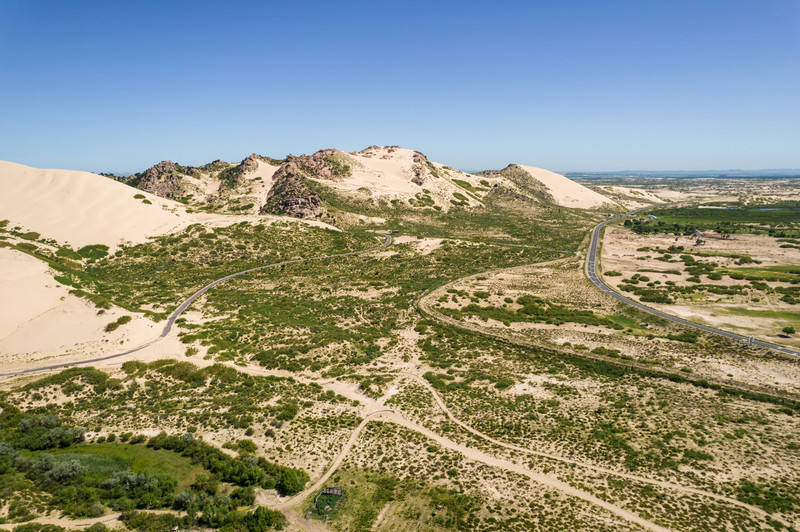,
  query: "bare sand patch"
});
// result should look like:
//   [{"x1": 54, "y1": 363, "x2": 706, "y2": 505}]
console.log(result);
[
  {"x1": 0, "y1": 247, "x2": 185, "y2": 373},
  {"x1": 517, "y1": 165, "x2": 615, "y2": 209},
  {"x1": 393, "y1": 235, "x2": 444, "y2": 255}
]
